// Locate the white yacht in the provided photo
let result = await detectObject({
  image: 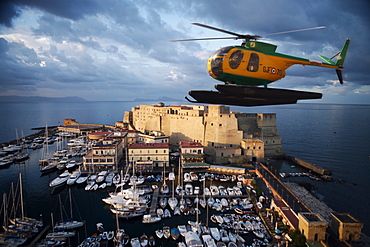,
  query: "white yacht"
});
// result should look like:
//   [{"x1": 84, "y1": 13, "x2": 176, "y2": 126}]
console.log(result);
[
  {"x1": 49, "y1": 171, "x2": 70, "y2": 188},
  {"x1": 67, "y1": 170, "x2": 81, "y2": 185}
]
